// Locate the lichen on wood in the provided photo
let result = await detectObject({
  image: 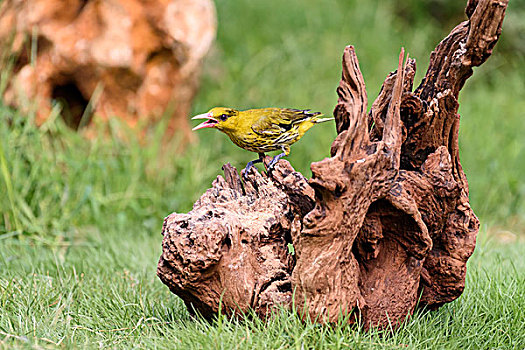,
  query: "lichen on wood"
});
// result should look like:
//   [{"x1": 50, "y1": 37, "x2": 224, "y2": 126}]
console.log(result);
[{"x1": 157, "y1": 0, "x2": 508, "y2": 329}]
